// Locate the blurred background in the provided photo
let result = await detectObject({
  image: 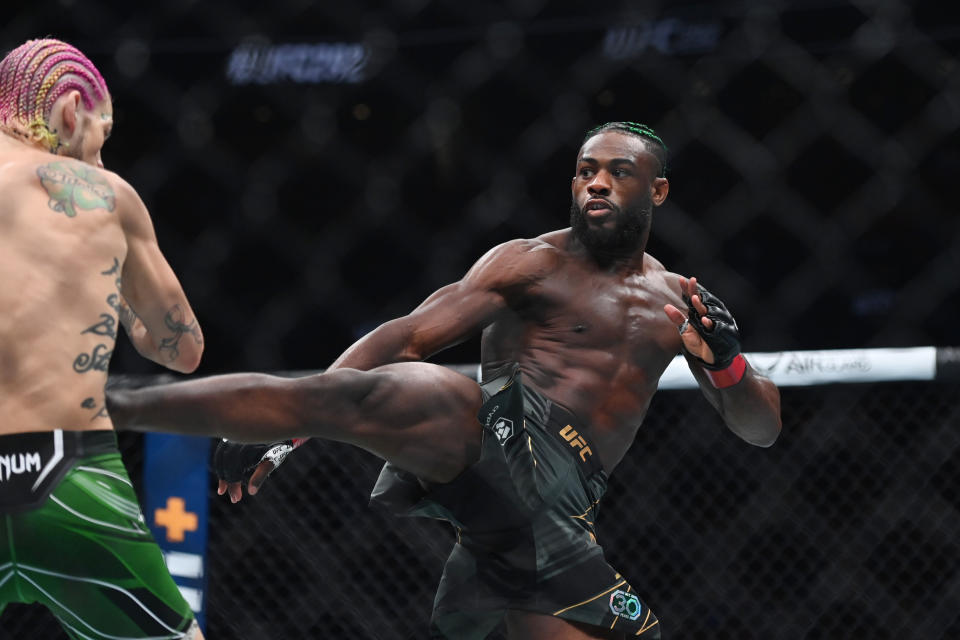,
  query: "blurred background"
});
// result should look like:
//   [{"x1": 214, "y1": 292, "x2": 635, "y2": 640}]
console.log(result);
[
  {"x1": 1, "y1": 0, "x2": 959, "y2": 638},
  {"x1": 5, "y1": 0, "x2": 958, "y2": 374}
]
